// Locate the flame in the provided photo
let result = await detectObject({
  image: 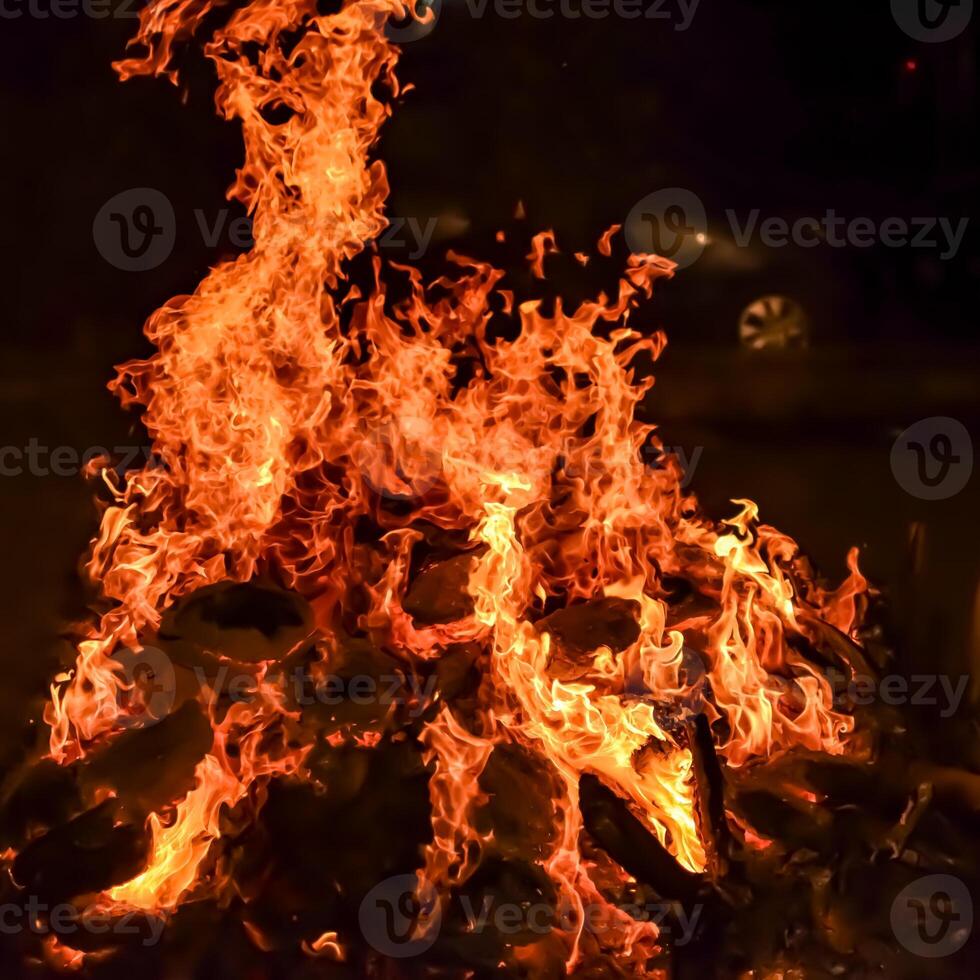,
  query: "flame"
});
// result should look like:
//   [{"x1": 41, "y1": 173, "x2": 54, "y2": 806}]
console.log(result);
[
  {"x1": 40, "y1": 937, "x2": 87, "y2": 973},
  {"x1": 40, "y1": 0, "x2": 869, "y2": 969},
  {"x1": 35, "y1": 936, "x2": 115, "y2": 974},
  {"x1": 105, "y1": 692, "x2": 309, "y2": 911},
  {"x1": 303, "y1": 930, "x2": 346, "y2": 960}
]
